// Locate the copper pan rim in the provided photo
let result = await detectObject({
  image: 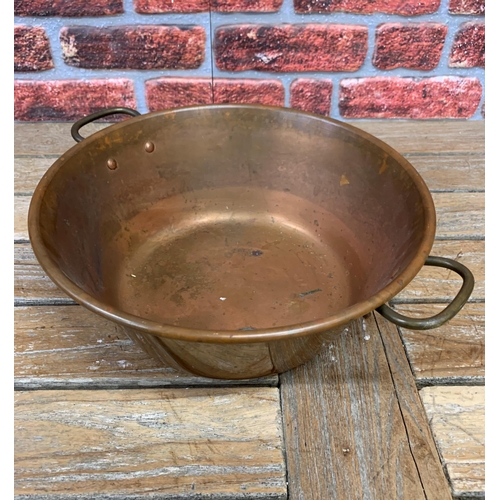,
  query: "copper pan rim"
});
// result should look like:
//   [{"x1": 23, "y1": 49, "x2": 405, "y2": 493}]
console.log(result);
[{"x1": 28, "y1": 104, "x2": 437, "y2": 344}]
